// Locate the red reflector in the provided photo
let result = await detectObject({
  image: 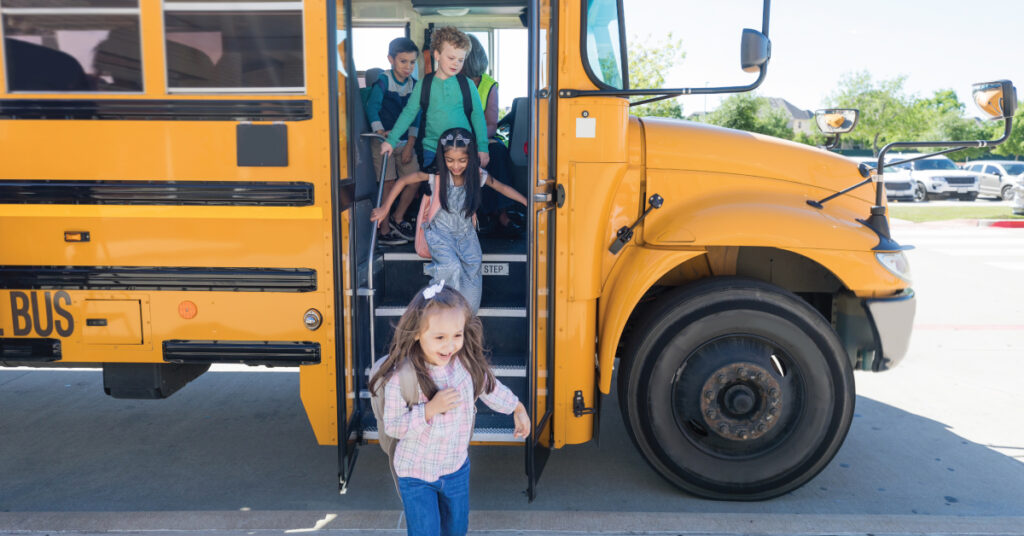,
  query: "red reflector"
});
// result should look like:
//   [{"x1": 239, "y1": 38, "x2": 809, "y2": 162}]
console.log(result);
[{"x1": 523, "y1": 142, "x2": 529, "y2": 155}]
